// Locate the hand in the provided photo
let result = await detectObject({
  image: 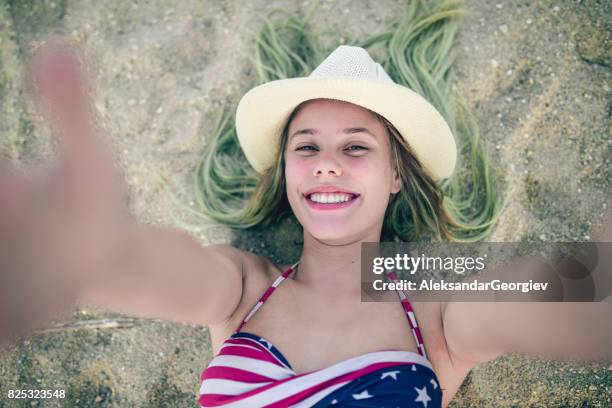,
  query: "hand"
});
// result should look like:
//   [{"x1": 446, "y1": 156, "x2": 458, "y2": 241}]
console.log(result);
[
  {"x1": 0, "y1": 38, "x2": 132, "y2": 344},
  {"x1": 27, "y1": 38, "x2": 133, "y2": 275}
]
